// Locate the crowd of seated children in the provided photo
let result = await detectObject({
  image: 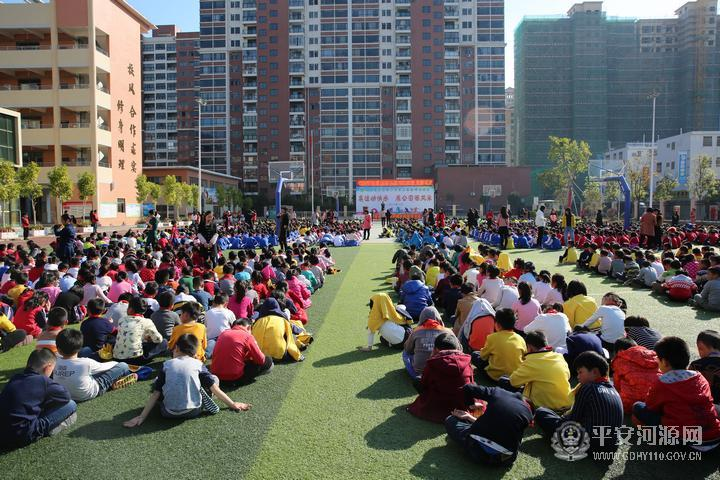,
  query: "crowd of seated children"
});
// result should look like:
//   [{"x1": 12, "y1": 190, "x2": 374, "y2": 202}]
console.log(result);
[{"x1": 632, "y1": 336, "x2": 720, "y2": 450}]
